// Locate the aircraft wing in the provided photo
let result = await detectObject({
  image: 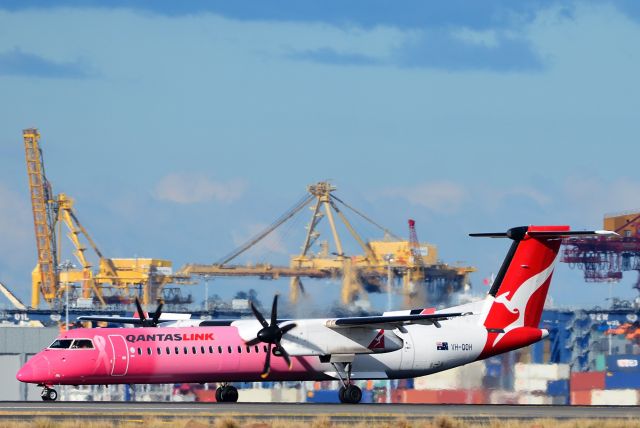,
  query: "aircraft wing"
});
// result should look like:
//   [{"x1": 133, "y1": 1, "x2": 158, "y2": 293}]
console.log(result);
[
  {"x1": 77, "y1": 316, "x2": 157, "y2": 325},
  {"x1": 324, "y1": 312, "x2": 472, "y2": 329}
]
